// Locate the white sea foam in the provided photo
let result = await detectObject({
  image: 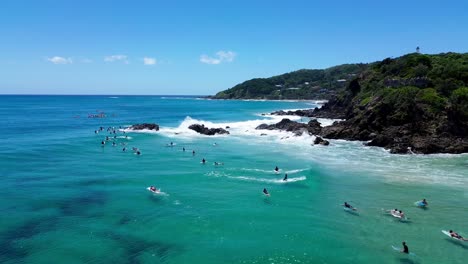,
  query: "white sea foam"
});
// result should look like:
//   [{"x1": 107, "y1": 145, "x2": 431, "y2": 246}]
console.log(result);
[
  {"x1": 227, "y1": 175, "x2": 307, "y2": 184},
  {"x1": 205, "y1": 171, "x2": 307, "y2": 184},
  {"x1": 125, "y1": 113, "x2": 467, "y2": 188}
]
